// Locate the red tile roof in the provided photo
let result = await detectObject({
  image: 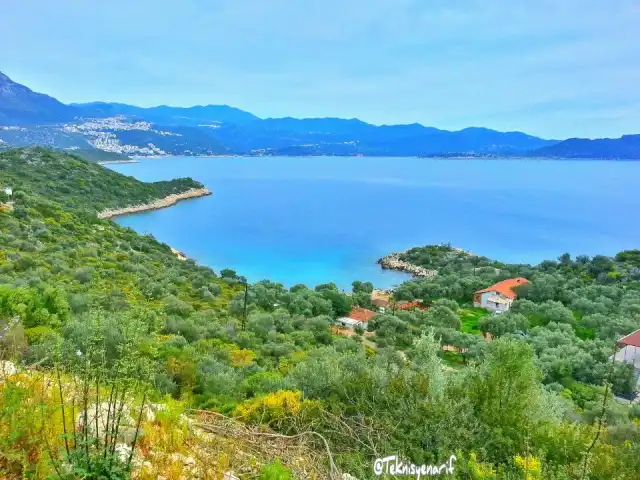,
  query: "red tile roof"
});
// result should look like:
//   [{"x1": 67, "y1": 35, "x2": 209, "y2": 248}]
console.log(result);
[
  {"x1": 619, "y1": 329, "x2": 640, "y2": 348},
  {"x1": 396, "y1": 301, "x2": 426, "y2": 311},
  {"x1": 475, "y1": 277, "x2": 530, "y2": 299},
  {"x1": 347, "y1": 307, "x2": 377, "y2": 323}
]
